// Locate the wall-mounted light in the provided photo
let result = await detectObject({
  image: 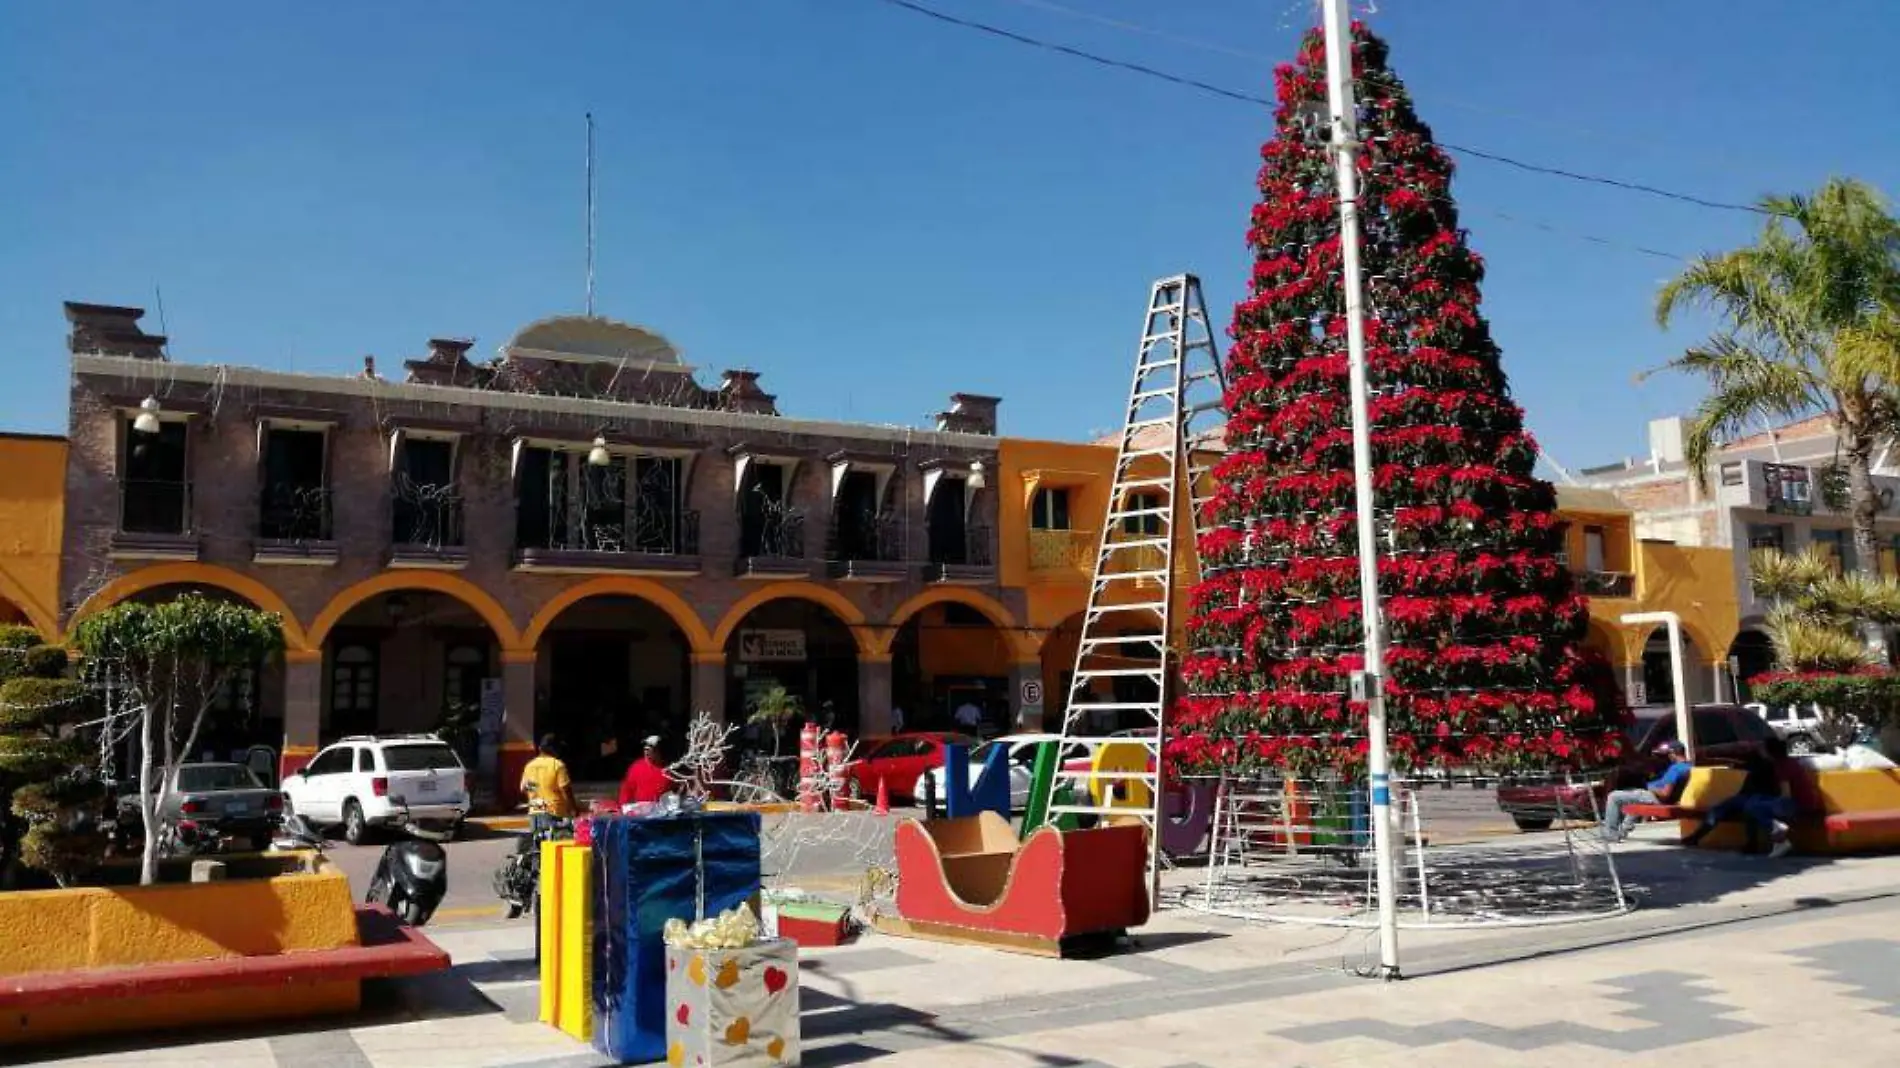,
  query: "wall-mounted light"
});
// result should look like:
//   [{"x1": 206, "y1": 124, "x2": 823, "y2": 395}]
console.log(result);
[
  {"x1": 132, "y1": 397, "x2": 162, "y2": 435},
  {"x1": 967, "y1": 460, "x2": 986, "y2": 490},
  {"x1": 587, "y1": 435, "x2": 612, "y2": 467}
]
